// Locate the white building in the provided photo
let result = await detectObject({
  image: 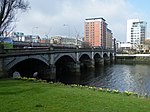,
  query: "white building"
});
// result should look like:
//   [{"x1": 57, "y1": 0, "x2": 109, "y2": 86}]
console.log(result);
[
  {"x1": 119, "y1": 42, "x2": 131, "y2": 48},
  {"x1": 116, "y1": 42, "x2": 131, "y2": 53},
  {"x1": 127, "y1": 19, "x2": 147, "y2": 48}
]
